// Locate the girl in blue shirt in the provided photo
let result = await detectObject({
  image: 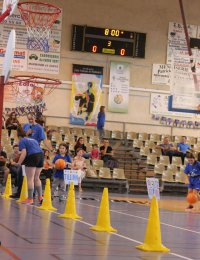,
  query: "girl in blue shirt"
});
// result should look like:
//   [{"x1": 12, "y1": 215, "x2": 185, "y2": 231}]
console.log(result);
[
  {"x1": 17, "y1": 127, "x2": 44, "y2": 205},
  {"x1": 184, "y1": 153, "x2": 200, "y2": 210},
  {"x1": 52, "y1": 143, "x2": 72, "y2": 201},
  {"x1": 97, "y1": 106, "x2": 105, "y2": 140}
]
